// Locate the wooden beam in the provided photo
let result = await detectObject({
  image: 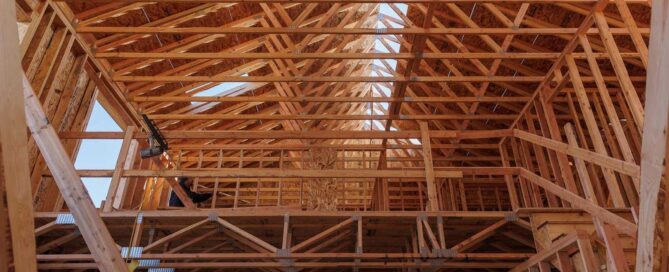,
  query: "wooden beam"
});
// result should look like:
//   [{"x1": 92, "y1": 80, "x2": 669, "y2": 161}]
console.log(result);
[
  {"x1": 52, "y1": 0, "x2": 653, "y2": 3},
  {"x1": 419, "y1": 122, "x2": 439, "y2": 211},
  {"x1": 145, "y1": 114, "x2": 520, "y2": 121},
  {"x1": 507, "y1": 0, "x2": 610, "y2": 137},
  {"x1": 636, "y1": 1, "x2": 669, "y2": 271},
  {"x1": 120, "y1": 169, "x2": 464, "y2": 179},
  {"x1": 217, "y1": 218, "x2": 278, "y2": 253},
  {"x1": 60, "y1": 129, "x2": 513, "y2": 140},
  {"x1": 613, "y1": 0, "x2": 649, "y2": 67},
  {"x1": 565, "y1": 54, "x2": 626, "y2": 207},
  {"x1": 513, "y1": 129, "x2": 640, "y2": 177},
  {"x1": 450, "y1": 219, "x2": 507, "y2": 253},
  {"x1": 143, "y1": 218, "x2": 209, "y2": 252},
  {"x1": 59, "y1": 166, "x2": 514, "y2": 178},
  {"x1": 291, "y1": 217, "x2": 354, "y2": 252},
  {"x1": 0, "y1": 0, "x2": 37, "y2": 270},
  {"x1": 519, "y1": 168, "x2": 637, "y2": 236},
  {"x1": 576, "y1": 232, "x2": 601, "y2": 272},
  {"x1": 500, "y1": 145, "x2": 520, "y2": 210},
  {"x1": 103, "y1": 126, "x2": 136, "y2": 212},
  {"x1": 594, "y1": 12, "x2": 644, "y2": 133},
  {"x1": 76, "y1": 26, "x2": 648, "y2": 35},
  {"x1": 165, "y1": 143, "x2": 500, "y2": 150},
  {"x1": 36, "y1": 252, "x2": 534, "y2": 261},
  {"x1": 510, "y1": 231, "x2": 583, "y2": 272},
  {"x1": 96, "y1": 51, "x2": 642, "y2": 60},
  {"x1": 113, "y1": 75, "x2": 547, "y2": 83},
  {"x1": 111, "y1": 74, "x2": 643, "y2": 83},
  {"x1": 22, "y1": 75, "x2": 128, "y2": 271},
  {"x1": 38, "y1": 261, "x2": 521, "y2": 270},
  {"x1": 578, "y1": 34, "x2": 640, "y2": 193},
  {"x1": 37, "y1": 210, "x2": 517, "y2": 218},
  {"x1": 565, "y1": 123, "x2": 630, "y2": 272},
  {"x1": 132, "y1": 96, "x2": 531, "y2": 103}
]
